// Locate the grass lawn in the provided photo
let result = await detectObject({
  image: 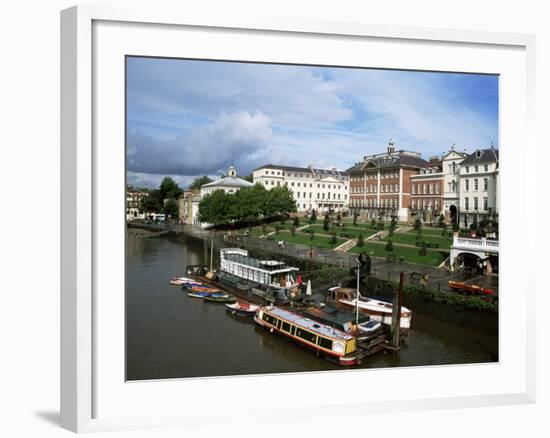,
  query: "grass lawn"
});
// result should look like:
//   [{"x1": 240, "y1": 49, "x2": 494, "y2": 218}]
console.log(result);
[
  {"x1": 349, "y1": 242, "x2": 448, "y2": 266},
  {"x1": 303, "y1": 224, "x2": 378, "y2": 239},
  {"x1": 383, "y1": 232, "x2": 452, "y2": 249},
  {"x1": 408, "y1": 227, "x2": 451, "y2": 237},
  {"x1": 267, "y1": 230, "x2": 347, "y2": 249}
]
